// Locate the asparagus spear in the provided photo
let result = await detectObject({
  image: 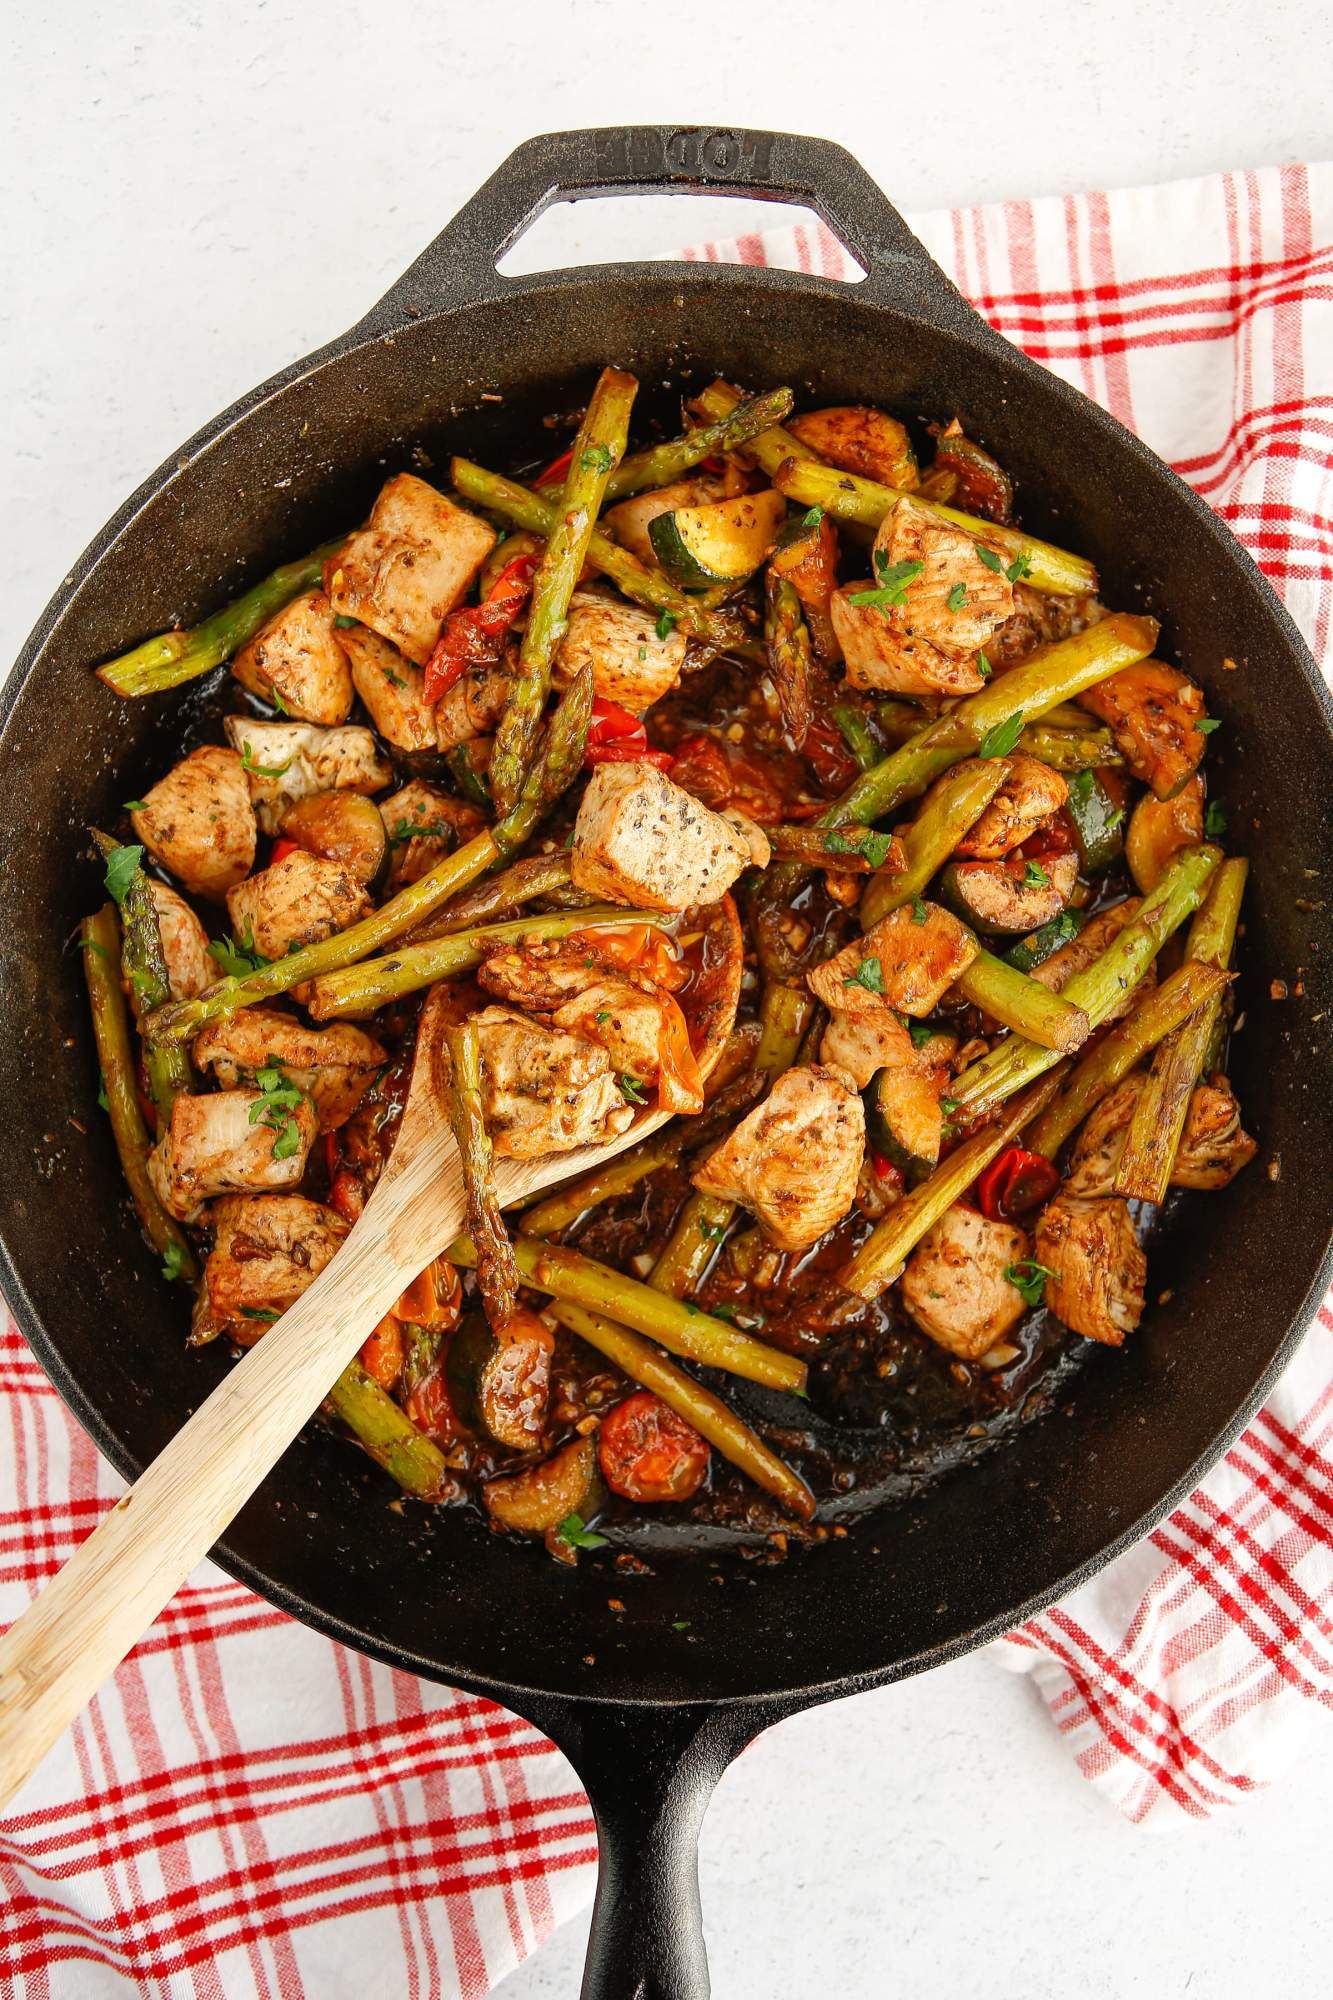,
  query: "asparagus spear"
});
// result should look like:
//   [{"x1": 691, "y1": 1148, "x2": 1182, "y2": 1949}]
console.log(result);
[
  {"x1": 859, "y1": 760, "x2": 1006, "y2": 926},
  {"x1": 1113, "y1": 858, "x2": 1248, "y2": 1201},
  {"x1": 954, "y1": 950, "x2": 1091, "y2": 1056},
  {"x1": 830, "y1": 702, "x2": 879, "y2": 771},
  {"x1": 81, "y1": 904, "x2": 196, "y2": 1278},
  {"x1": 404, "y1": 851, "x2": 575, "y2": 945},
  {"x1": 493, "y1": 660, "x2": 596, "y2": 857},
  {"x1": 446, "y1": 1232, "x2": 806, "y2": 1393},
  {"x1": 326, "y1": 1361, "x2": 452, "y2": 1499},
  {"x1": 303, "y1": 906, "x2": 664, "y2": 1021},
  {"x1": 443, "y1": 1020, "x2": 520, "y2": 1330},
  {"x1": 490, "y1": 369, "x2": 637, "y2": 813},
  {"x1": 873, "y1": 700, "x2": 1125, "y2": 773},
  {"x1": 606, "y1": 386, "x2": 795, "y2": 501},
  {"x1": 840, "y1": 1070, "x2": 1067, "y2": 1300},
  {"x1": 692, "y1": 379, "x2": 824, "y2": 479},
  {"x1": 950, "y1": 844, "x2": 1222, "y2": 1121},
  {"x1": 552, "y1": 1302, "x2": 815, "y2": 1520},
  {"x1": 765, "y1": 571, "x2": 814, "y2": 746},
  {"x1": 1025, "y1": 958, "x2": 1234, "y2": 1161},
  {"x1": 95, "y1": 540, "x2": 343, "y2": 698},
  {"x1": 92, "y1": 832, "x2": 192, "y2": 1123},
  {"x1": 767, "y1": 825, "x2": 907, "y2": 873}
]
